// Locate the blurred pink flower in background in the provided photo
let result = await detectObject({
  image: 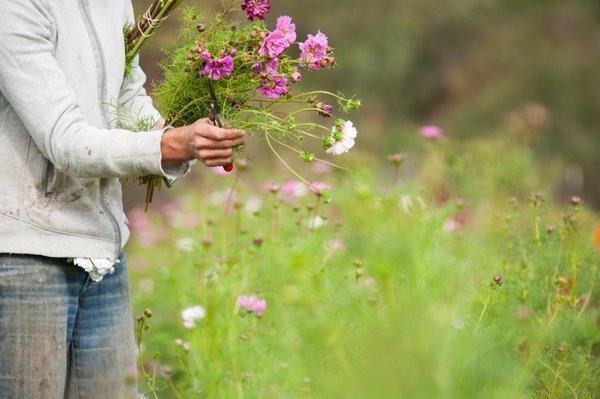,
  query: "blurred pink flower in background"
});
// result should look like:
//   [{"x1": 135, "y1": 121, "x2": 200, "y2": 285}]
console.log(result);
[
  {"x1": 237, "y1": 295, "x2": 267, "y2": 317},
  {"x1": 263, "y1": 182, "x2": 281, "y2": 194},
  {"x1": 127, "y1": 208, "x2": 159, "y2": 247},
  {"x1": 443, "y1": 218, "x2": 462, "y2": 233},
  {"x1": 309, "y1": 181, "x2": 331, "y2": 196},
  {"x1": 281, "y1": 181, "x2": 308, "y2": 201},
  {"x1": 327, "y1": 238, "x2": 345, "y2": 251},
  {"x1": 183, "y1": 212, "x2": 200, "y2": 229},
  {"x1": 210, "y1": 166, "x2": 232, "y2": 176},
  {"x1": 420, "y1": 125, "x2": 444, "y2": 139},
  {"x1": 312, "y1": 162, "x2": 332, "y2": 174}
]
